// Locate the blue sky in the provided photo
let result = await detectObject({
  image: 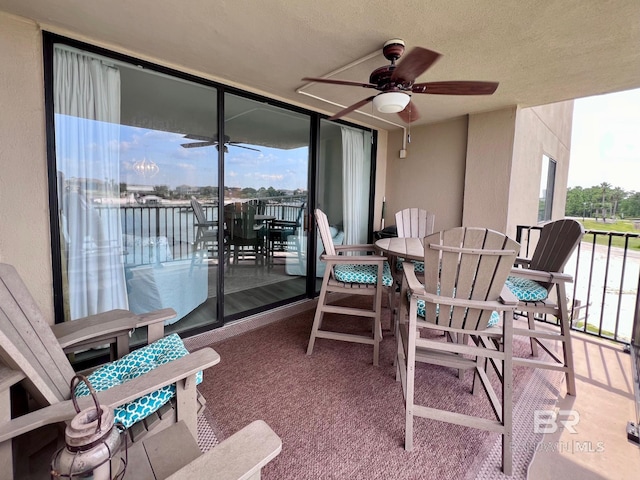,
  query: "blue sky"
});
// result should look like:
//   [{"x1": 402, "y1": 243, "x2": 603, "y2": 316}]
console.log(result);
[
  {"x1": 120, "y1": 127, "x2": 309, "y2": 191},
  {"x1": 569, "y1": 88, "x2": 640, "y2": 192}
]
